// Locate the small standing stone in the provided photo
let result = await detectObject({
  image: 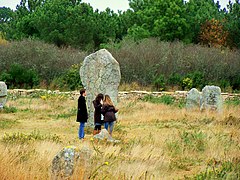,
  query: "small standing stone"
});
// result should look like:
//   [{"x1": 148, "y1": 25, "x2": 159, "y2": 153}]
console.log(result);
[
  {"x1": 200, "y1": 85, "x2": 223, "y2": 112},
  {"x1": 51, "y1": 146, "x2": 80, "y2": 178},
  {"x1": 51, "y1": 146, "x2": 93, "y2": 178},
  {"x1": 0, "y1": 81, "x2": 7, "y2": 109},
  {"x1": 186, "y1": 88, "x2": 201, "y2": 109},
  {"x1": 93, "y1": 129, "x2": 120, "y2": 143}
]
